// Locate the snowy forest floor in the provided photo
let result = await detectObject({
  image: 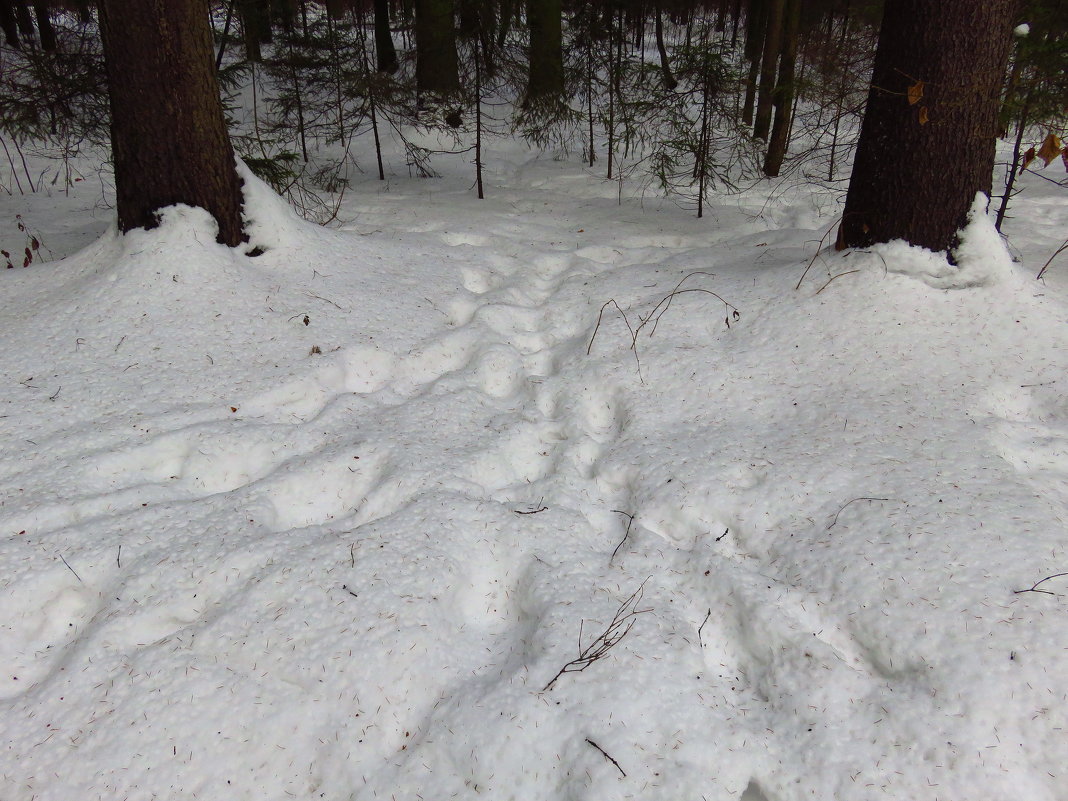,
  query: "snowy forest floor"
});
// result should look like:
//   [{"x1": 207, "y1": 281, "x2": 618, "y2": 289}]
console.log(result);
[{"x1": 1, "y1": 137, "x2": 1067, "y2": 801}]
